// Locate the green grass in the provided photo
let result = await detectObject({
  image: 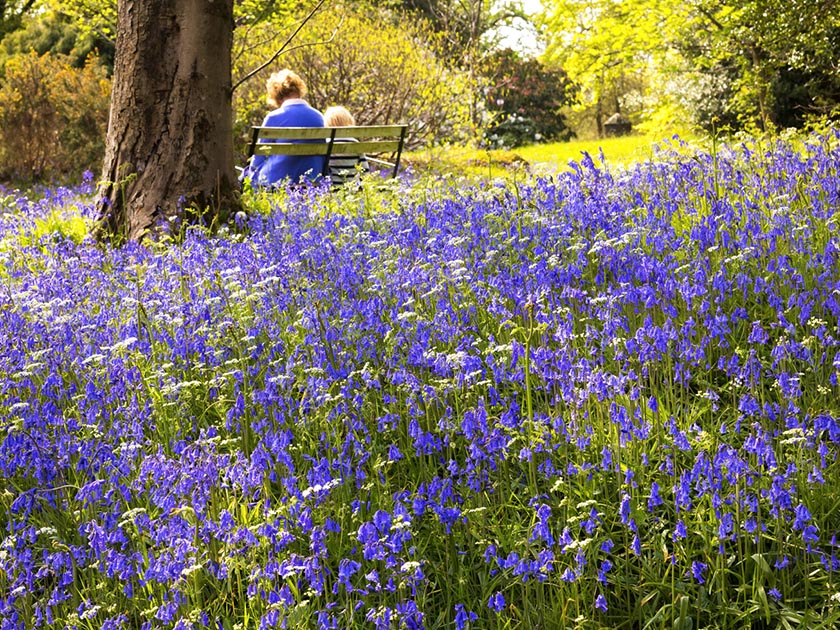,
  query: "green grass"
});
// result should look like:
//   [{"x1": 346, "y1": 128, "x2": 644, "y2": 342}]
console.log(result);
[
  {"x1": 515, "y1": 133, "x2": 694, "y2": 171},
  {"x1": 406, "y1": 132, "x2": 698, "y2": 179}
]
